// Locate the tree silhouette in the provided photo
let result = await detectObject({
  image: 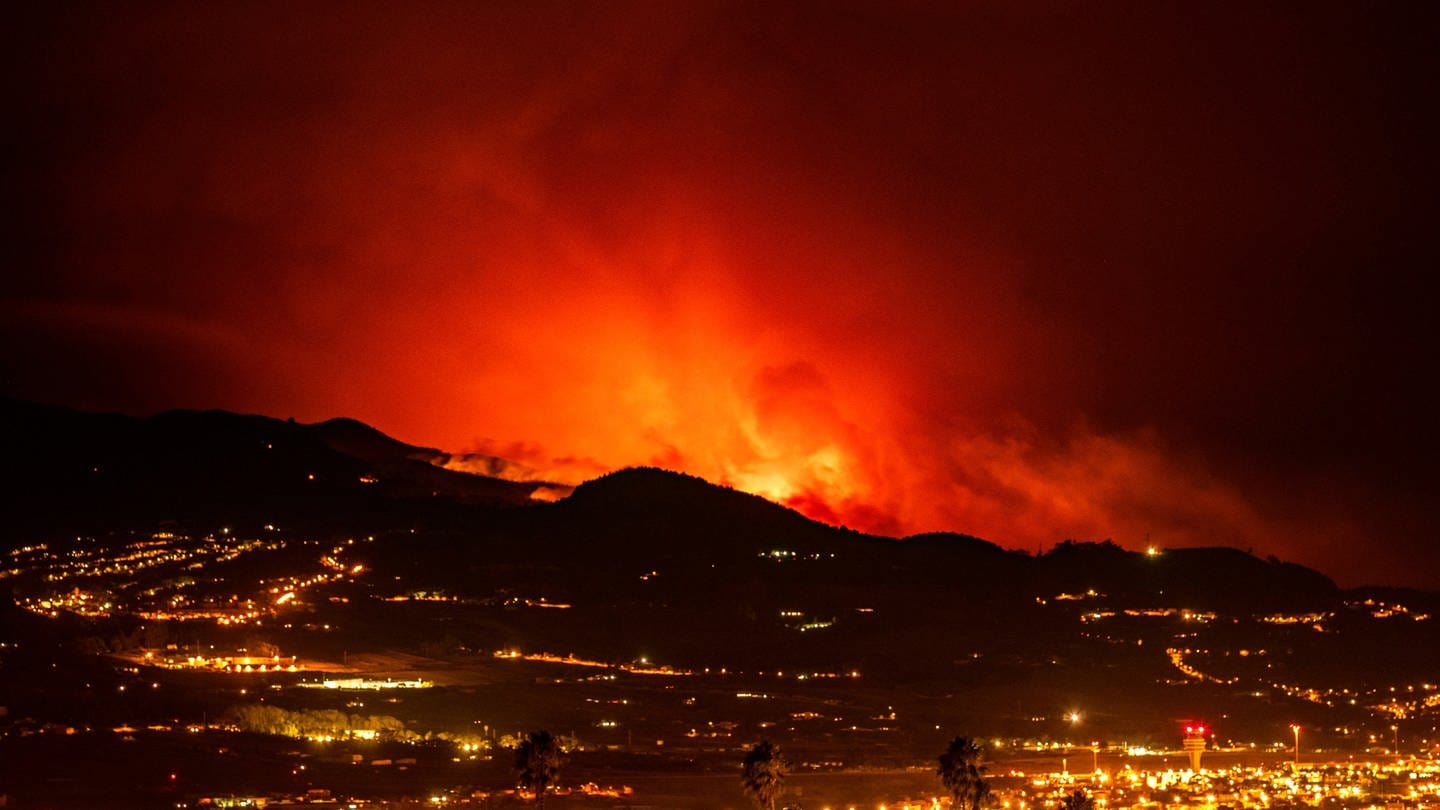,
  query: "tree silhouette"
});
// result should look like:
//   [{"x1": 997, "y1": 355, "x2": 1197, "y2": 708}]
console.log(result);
[
  {"x1": 514, "y1": 729, "x2": 563, "y2": 807},
  {"x1": 938, "y1": 736, "x2": 991, "y2": 810},
  {"x1": 741, "y1": 739, "x2": 788, "y2": 810},
  {"x1": 1061, "y1": 789, "x2": 1096, "y2": 810}
]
